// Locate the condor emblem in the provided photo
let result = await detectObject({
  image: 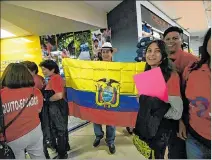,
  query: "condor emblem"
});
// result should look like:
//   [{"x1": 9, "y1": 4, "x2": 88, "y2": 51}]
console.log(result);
[{"x1": 95, "y1": 78, "x2": 120, "y2": 108}]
